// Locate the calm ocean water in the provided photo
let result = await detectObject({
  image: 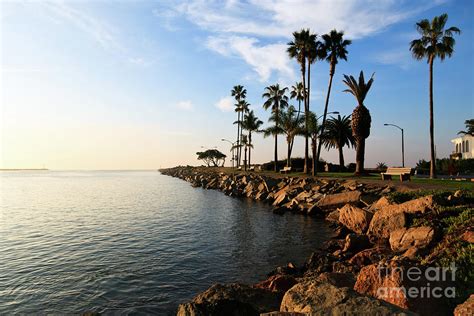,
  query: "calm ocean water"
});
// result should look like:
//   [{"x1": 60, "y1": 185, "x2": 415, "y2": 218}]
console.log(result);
[{"x1": 0, "y1": 171, "x2": 332, "y2": 314}]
